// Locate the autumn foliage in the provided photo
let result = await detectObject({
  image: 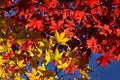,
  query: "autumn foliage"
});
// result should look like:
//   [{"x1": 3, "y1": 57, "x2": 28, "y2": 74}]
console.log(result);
[{"x1": 0, "y1": 0, "x2": 120, "y2": 80}]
